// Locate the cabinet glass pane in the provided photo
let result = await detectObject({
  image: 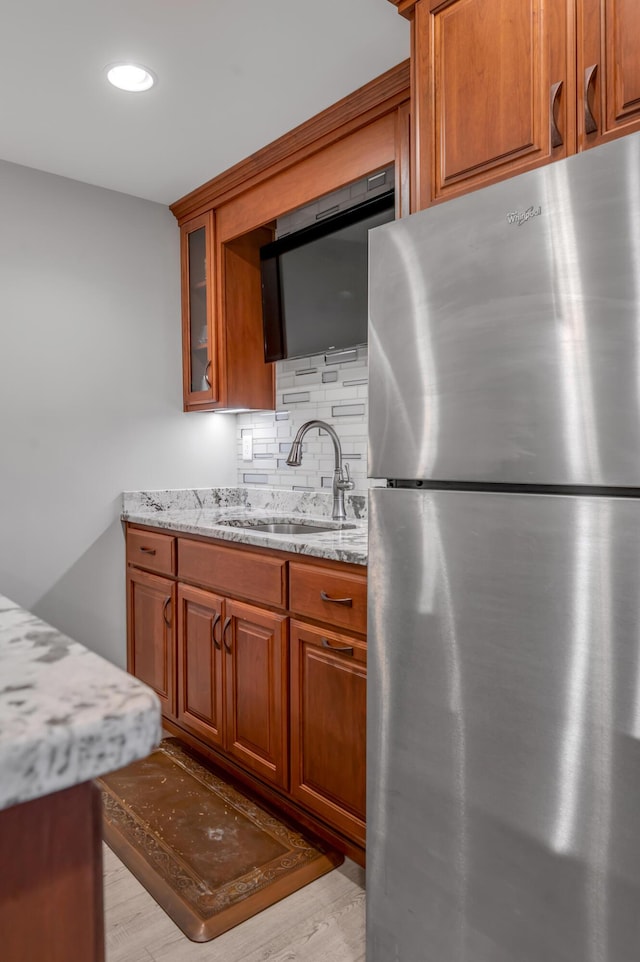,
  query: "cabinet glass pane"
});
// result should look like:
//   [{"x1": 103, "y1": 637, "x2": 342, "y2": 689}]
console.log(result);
[{"x1": 188, "y1": 227, "x2": 209, "y2": 393}]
